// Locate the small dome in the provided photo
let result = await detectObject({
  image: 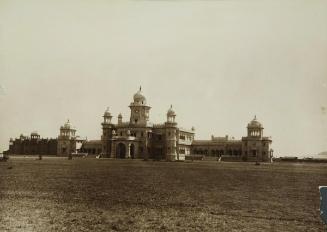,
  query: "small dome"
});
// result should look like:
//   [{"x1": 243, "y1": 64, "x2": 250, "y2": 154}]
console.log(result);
[
  {"x1": 248, "y1": 115, "x2": 262, "y2": 128},
  {"x1": 104, "y1": 107, "x2": 112, "y2": 117},
  {"x1": 133, "y1": 86, "x2": 146, "y2": 103},
  {"x1": 118, "y1": 113, "x2": 122, "y2": 118},
  {"x1": 167, "y1": 104, "x2": 176, "y2": 116}
]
